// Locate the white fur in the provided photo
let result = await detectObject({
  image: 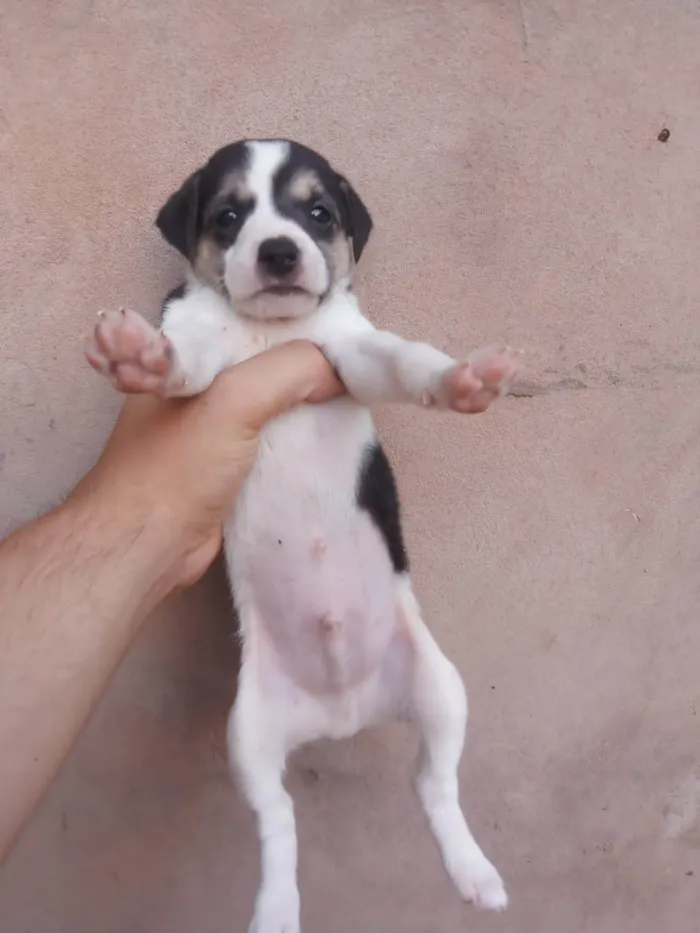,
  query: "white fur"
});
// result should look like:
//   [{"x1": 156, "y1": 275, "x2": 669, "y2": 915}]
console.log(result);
[{"x1": 155, "y1": 282, "x2": 508, "y2": 931}]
